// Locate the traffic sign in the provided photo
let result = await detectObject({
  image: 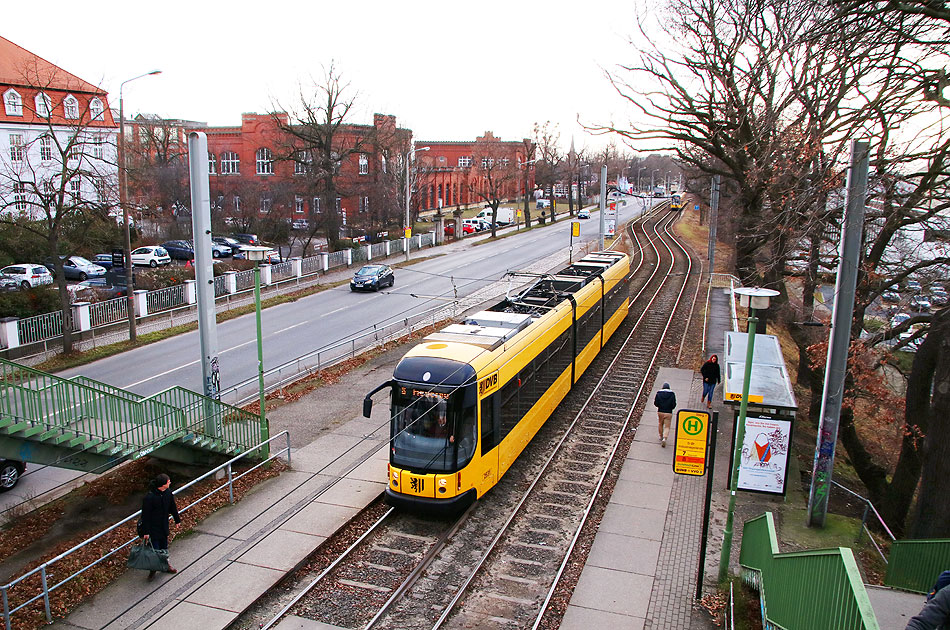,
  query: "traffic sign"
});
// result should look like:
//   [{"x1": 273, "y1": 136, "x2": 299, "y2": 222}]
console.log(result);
[
  {"x1": 404, "y1": 227, "x2": 412, "y2": 238},
  {"x1": 673, "y1": 409, "x2": 710, "y2": 476},
  {"x1": 571, "y1": 221, "x2": 580, "y2": 237}
]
